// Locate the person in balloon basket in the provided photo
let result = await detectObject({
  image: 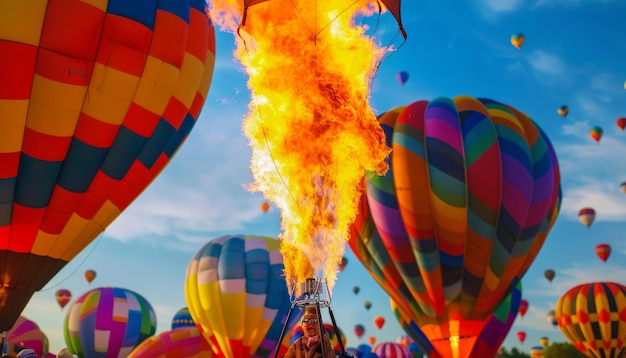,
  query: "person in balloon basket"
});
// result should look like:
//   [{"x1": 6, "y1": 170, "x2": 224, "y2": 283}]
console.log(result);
[{"x1": 283, "y1": 306, "x2": 336, "y2": 358}]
